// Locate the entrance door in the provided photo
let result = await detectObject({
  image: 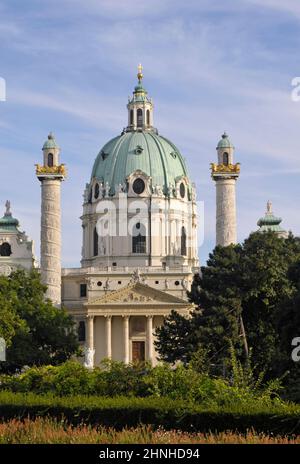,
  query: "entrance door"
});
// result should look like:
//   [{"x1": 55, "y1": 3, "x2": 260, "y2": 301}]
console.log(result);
[{"x1": 132, "y1": 341, "x2": 145, "y2": 362}]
